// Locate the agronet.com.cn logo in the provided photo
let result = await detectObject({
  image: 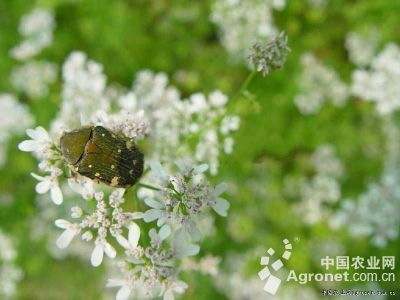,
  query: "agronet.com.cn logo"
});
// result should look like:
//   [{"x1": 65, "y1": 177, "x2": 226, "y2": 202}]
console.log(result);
[
  {"x1": 258, "y1": 238, "x2": 293, "y2": 295},
  {"x1": 258, "y1": 239, "x2": 396, "y2": 297}
]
